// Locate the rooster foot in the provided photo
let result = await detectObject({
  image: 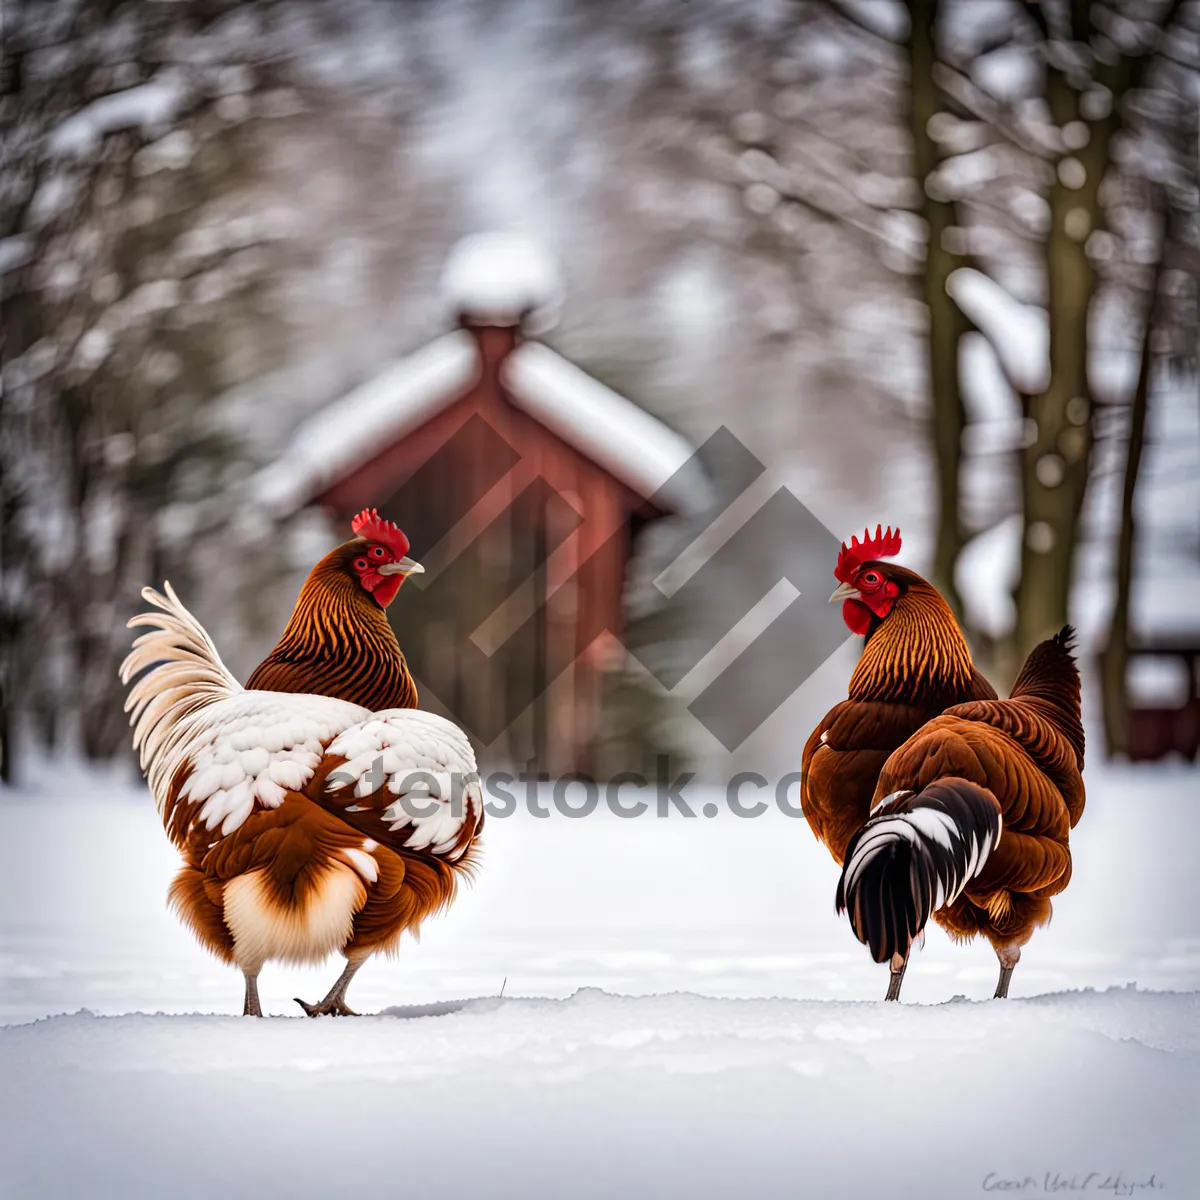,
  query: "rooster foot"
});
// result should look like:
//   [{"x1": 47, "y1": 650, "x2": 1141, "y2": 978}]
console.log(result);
[
  {"x1": 993, "y1": 944, "x2": 1021, "y2": 999},
  {"x1": 295, "y1": 996, "x2": 358, "y2": 1018},
  {"x1": 884, "y1": 952, "x2": 908, "y2": 1002},
  {"x1": 295, "y1": 956, "x2": 366, "y2": 1017},
  {"x1": 243, "y1": 971, "x2": 263, "y2": 1017}
]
